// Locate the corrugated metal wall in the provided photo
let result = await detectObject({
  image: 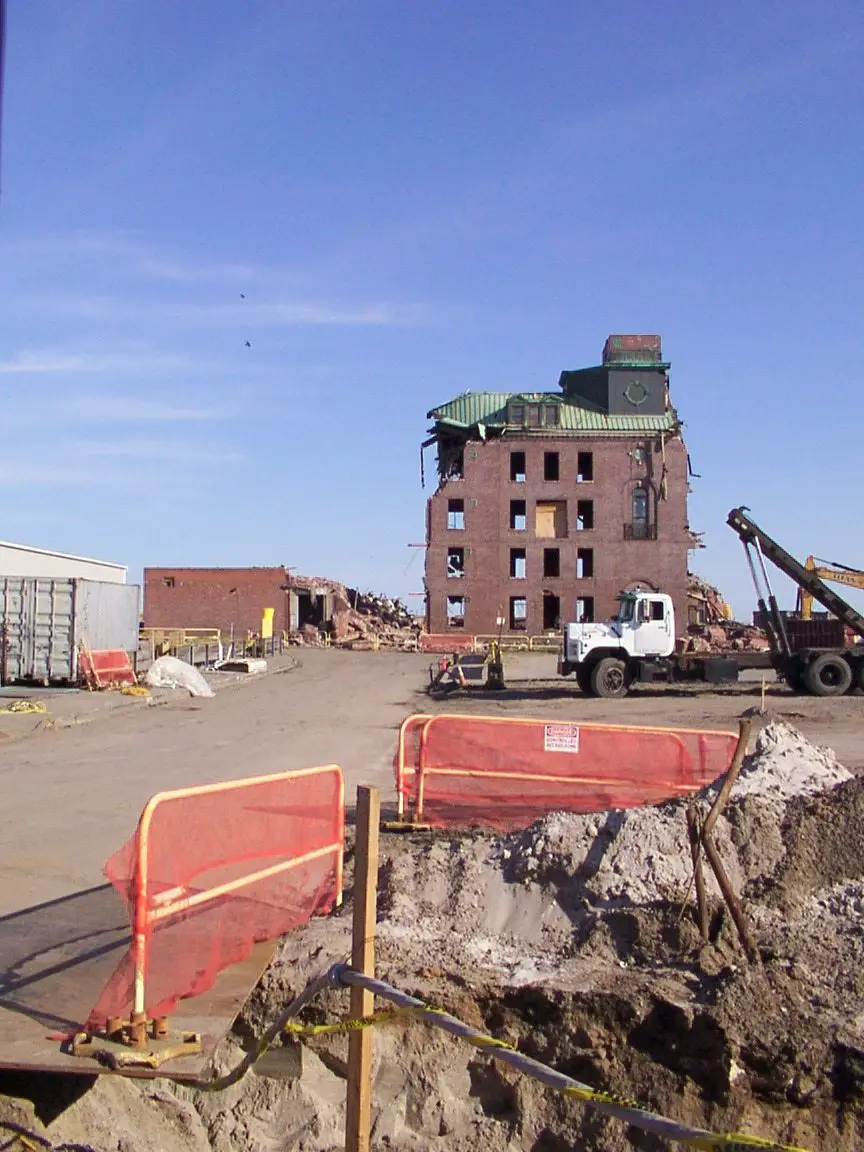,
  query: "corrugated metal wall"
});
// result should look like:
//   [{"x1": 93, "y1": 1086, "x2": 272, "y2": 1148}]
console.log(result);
[
  {"x1": 0, "y1": 578, "x2": 139, "y2": 684},
  {"x1": 74, "y1": 581, "x2": 139, "y2": 652}
]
